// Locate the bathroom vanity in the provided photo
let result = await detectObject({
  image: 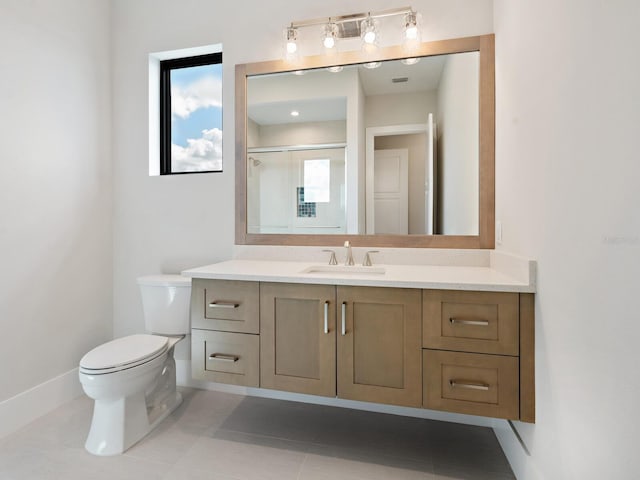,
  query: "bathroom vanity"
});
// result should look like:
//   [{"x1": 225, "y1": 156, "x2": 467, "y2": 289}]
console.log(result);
[
  {"x1": 183, "y1": 255, "x2": 535, "y2": 423},
  {"x1": 183, "y1": 32, "x2": 535, "y2": 423}
]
